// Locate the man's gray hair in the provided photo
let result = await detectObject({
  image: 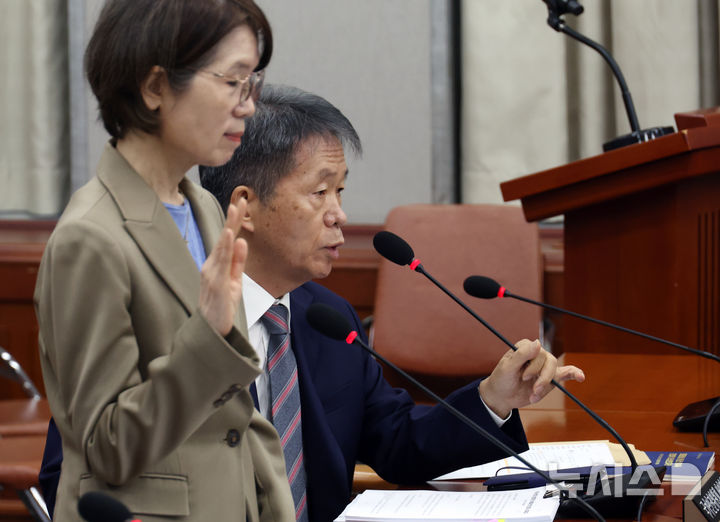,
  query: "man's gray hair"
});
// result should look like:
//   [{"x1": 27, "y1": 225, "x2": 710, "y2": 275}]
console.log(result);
[{"x1": 200, "y1": 84, "x2": 362, "y2": 210}]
